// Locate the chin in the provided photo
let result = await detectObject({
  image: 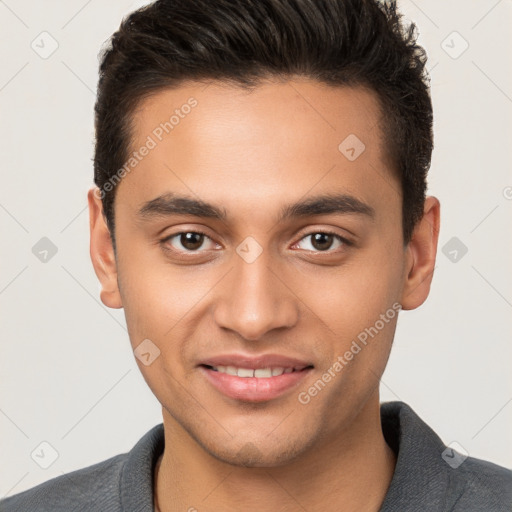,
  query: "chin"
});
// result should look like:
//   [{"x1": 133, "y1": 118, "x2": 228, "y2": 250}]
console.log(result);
[{"x1": 205, "y1": 436, "x2": 313, "y2": 468}]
